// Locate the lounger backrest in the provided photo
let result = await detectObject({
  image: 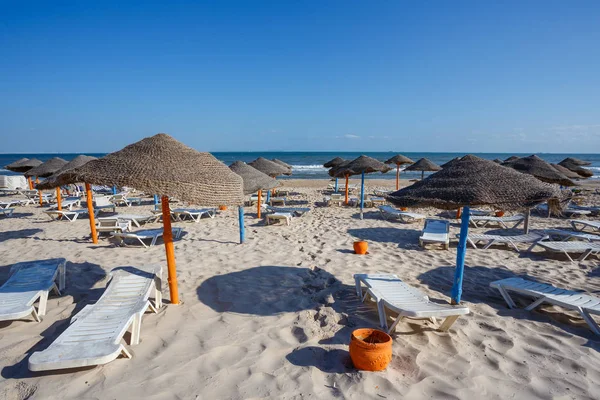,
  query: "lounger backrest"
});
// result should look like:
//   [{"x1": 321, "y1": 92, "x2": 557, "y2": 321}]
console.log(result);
[
  {"x1": 424, "y1": 219, "x2": 449, "y2": 233},
  {"x1": 3, "y1": 259, "x2": 65, "y2": 293},
  {"x1": 95, "y1": 196, "x2": 112, "y2": 207}
]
